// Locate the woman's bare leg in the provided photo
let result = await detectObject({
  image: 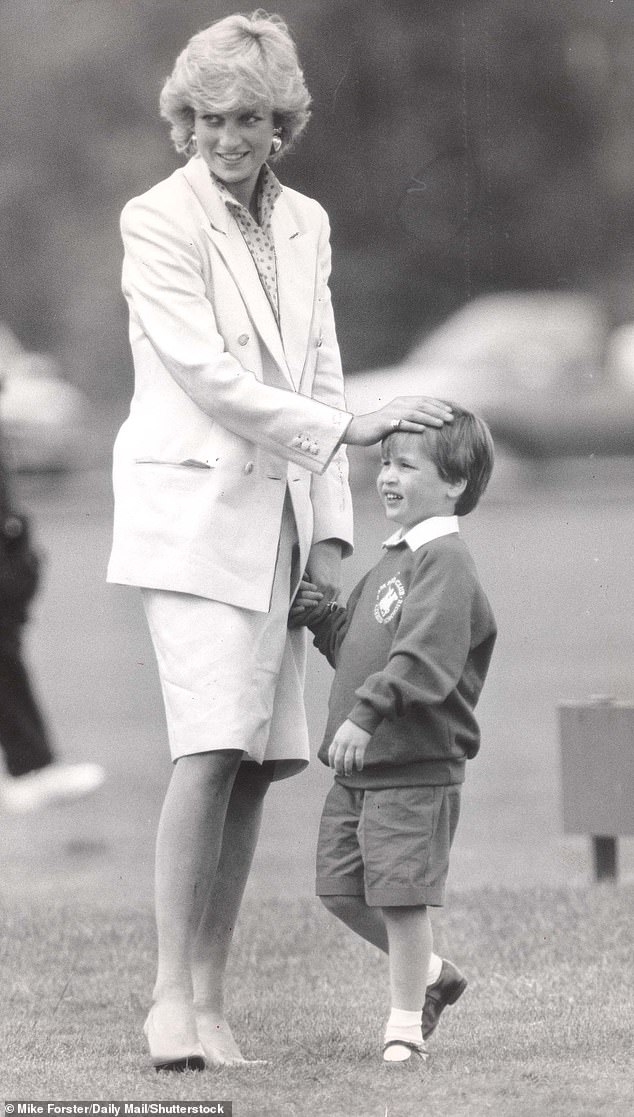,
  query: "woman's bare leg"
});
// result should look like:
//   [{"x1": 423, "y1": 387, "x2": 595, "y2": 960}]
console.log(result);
[
  {"x1": 152, "y1": 750, "x2": 242, "y2": 1011},
  {"x1": 191, "y1": 762, "x2": 272, "y2": 1063}
]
